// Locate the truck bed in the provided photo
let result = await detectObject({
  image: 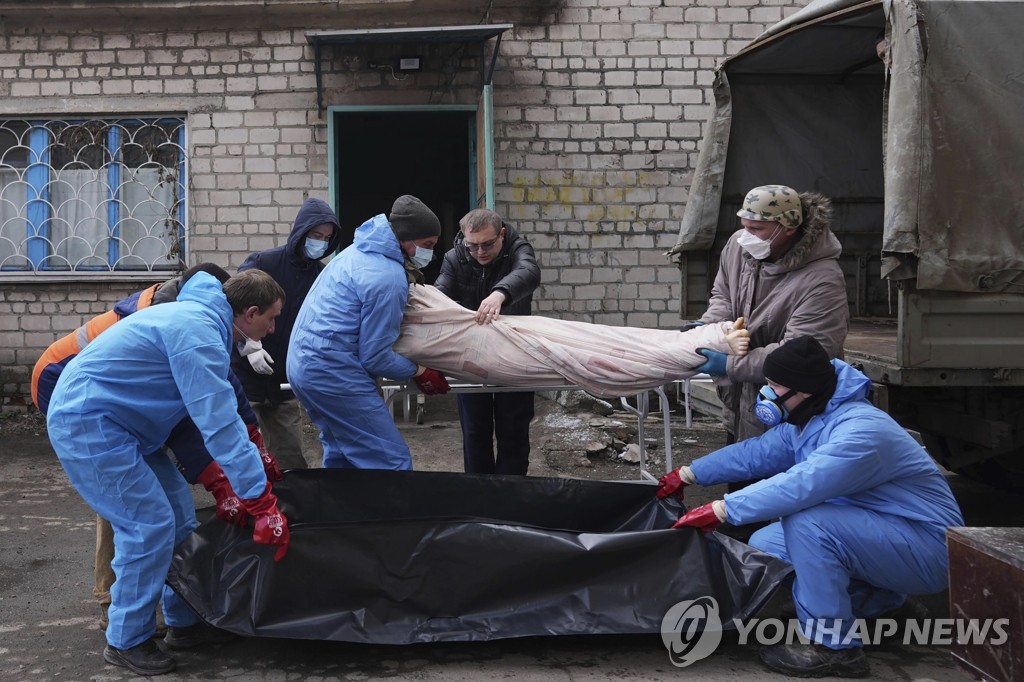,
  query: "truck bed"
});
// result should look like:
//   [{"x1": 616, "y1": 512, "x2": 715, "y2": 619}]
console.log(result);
[{"x1": 844, "y1": 317, "x2": 898, "y2": 365}]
